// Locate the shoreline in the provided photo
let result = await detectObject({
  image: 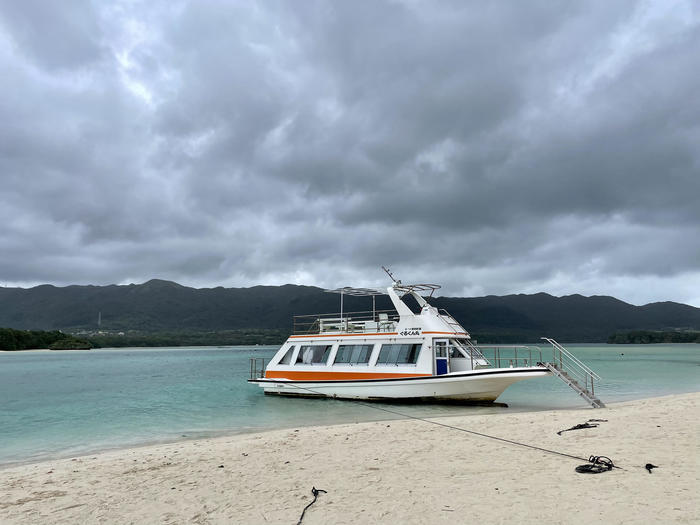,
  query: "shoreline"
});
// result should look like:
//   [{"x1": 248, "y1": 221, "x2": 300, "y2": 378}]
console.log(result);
[
  {"x1": 2, "y1": 389, "x2": 696, "y2": 472},
  {"x1": 1, "y1": 392, "x2": 698, "y2": 524}
]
